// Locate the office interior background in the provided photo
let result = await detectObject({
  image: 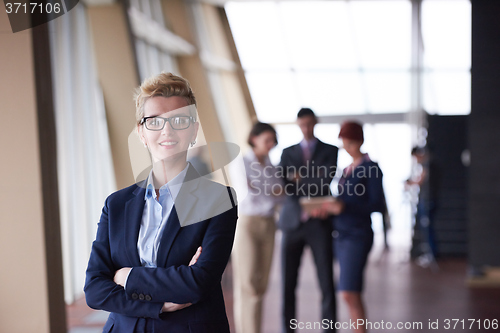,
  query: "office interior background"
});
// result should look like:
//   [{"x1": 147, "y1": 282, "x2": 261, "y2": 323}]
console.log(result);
[{"x1": 1, "y1": 0, "x2": 499, "y2": 332}]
